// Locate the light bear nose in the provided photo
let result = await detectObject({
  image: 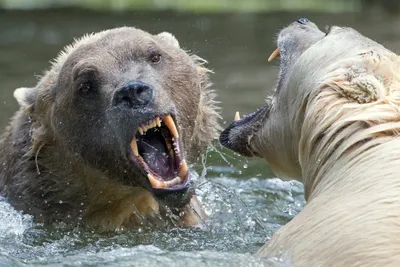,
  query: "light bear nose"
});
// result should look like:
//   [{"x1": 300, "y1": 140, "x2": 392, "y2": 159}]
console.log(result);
[{"x1": 113, "y1": 81, "x2": 154, "y2": 108}]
